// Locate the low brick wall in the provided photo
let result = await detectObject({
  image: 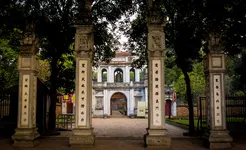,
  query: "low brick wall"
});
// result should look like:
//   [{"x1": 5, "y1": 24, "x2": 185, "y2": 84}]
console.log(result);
[{"x1": 176, "y1": 105, "x2": 198, "y2": 118}]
